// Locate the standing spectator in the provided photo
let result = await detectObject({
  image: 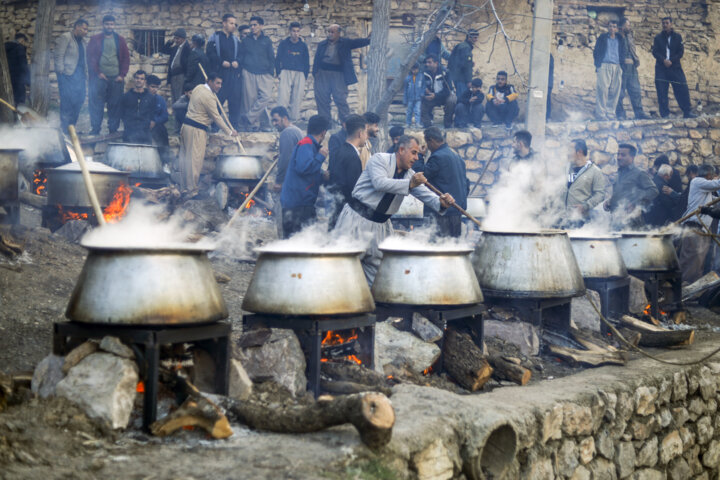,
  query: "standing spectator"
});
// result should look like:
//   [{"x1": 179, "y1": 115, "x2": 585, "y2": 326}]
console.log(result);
[
  {"x1": 184, "y1": 34, "x2": 210, "y2": 92},
  {"x1": 280, "y1": 115, "x2": 331, "y2": 238},
  {"x1": 485, "y1": 71, "x2": 519, "y2": 130},
  {"x1": 358, "y1": 111, "x2": 379, "y2": 169},
  {"x1": 4, "y1": 33, "x2": 30, "y2": 106},
  {"x1": 207, "y1": 14, "x2": 242, "y2": 128},
  {"x1": 239, "y1": 16, "x2": 274, "y2": 130},
  {"x1": 447, "y1": 29, "x2": 478, "y2": 99},
  {"x1": 327, "y1": 114, "x2": 367, "y2": 229},
  {"x1": 328, "y1": 121, "x2": 348, "y2": 164},
  {"x1": 603, "y1": 143, "x2": 658, "y2": 229},
  {"x1": 276, "y1": 22, "x2": 309, "y2": 122},
  {"x1": 312, "y1": 24, "x2": 370, "y2": 123},
  {"x1": 386, "y1": 126, "x2": 404, "y2": 154},
  {"x1": 423, "y1": 127, "x2": 468, "y2": 237},
  {"x1": 146, "y1": 75, "x2": 170, "y2": 163},
  {"x1": 420, "y1": 54, "x2": 455, "y2": 128},
  {"x1": 652, "y1": 17, "x2": 695, "y2": 118},
  {"x1": 564, "y1": 139, "x2": 606, "y2": 228},
  {"x1": 238, "y1": 25, "x2": 250, "y2": 41},
  {"x1": 87, "y1": 15, "x2": 130, "y2": 135},
  {"x1": 120, "y1": 70, "x2": 155, "y2": 144},
  {"x1": 403, "y1": 63, "x2": 423, "y2": 127},
  {"x1": 54, "y1": 19, "x2": 88, "y2": 133},
  {"x1": 270, "y1": 106, "x2": 304, "y2": 238},
  {"x1": 179, "y1": 74, "x2": 237, "y2": 194},
  {"x1": 454, "y1": 78, "x2": 484, "y2": 128},
  {"x1": 512, "y1": 130, "x2": 534, "y2": 163},
  {"x1": 616, "y1": 18, "x2": 648, "y2": 120},
  {"x1": 645, "y1": 164, "x2": 682, "y2": 227},
  {"x1": 592, "y1": 20, "x2": 625, "y2": 121},
  {"x1": 160, "y1": 28, "x2": 190, "y2": 104}
]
